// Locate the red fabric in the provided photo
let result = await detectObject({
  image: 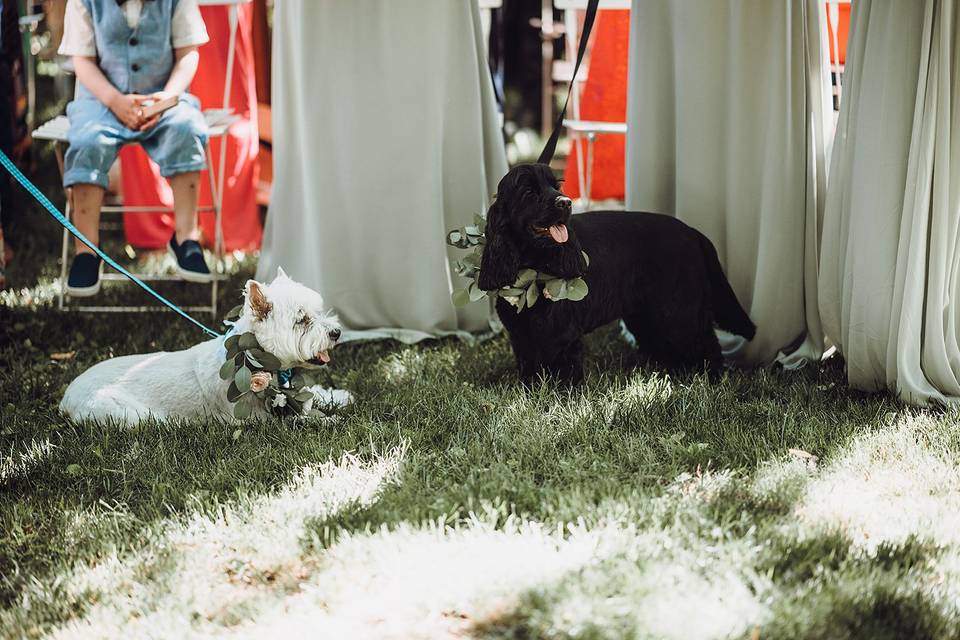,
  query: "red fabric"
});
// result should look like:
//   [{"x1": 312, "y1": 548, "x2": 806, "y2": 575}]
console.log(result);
[
  {"x1": 562, "y1": 10, "x2": 629, "y2": 202},
  {"x1": 120, "y1": 3, "x2": 262, "y2": 251},
  {"x1": 826, "y1": 2, "x2": 850, "y2": 64}
]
